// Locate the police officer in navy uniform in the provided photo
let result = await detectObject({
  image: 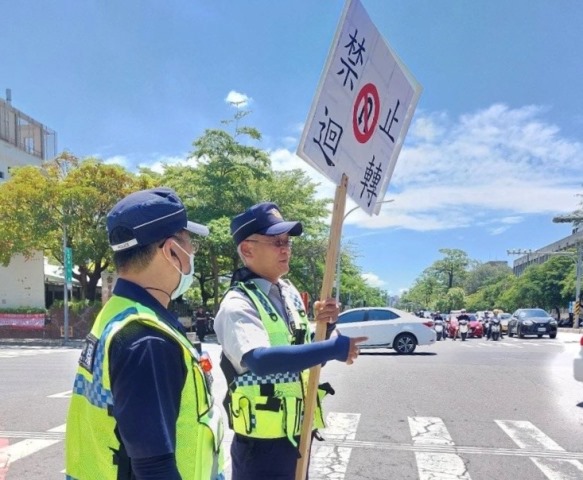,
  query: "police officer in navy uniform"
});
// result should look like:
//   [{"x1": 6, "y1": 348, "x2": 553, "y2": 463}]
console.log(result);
[
  {"x1": 214, "y1": 202, "x2": 366, "y2": 480},
  {"x1": 65, "y1": 187, "x2": 223, "y2": 480}
]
